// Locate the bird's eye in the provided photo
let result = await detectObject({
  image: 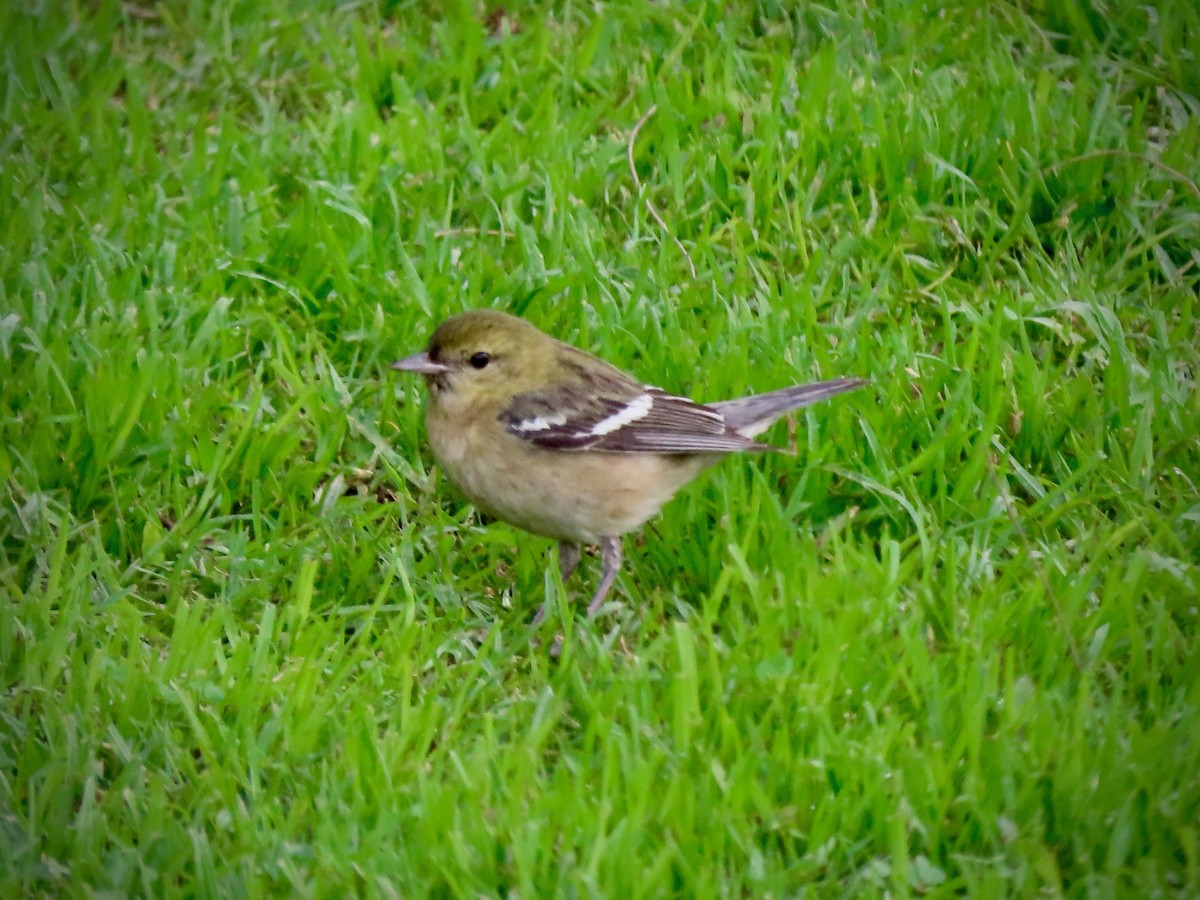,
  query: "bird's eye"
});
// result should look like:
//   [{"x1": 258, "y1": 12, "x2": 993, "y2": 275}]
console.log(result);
[{"x1": 469, "y1": 352, "x2": 491, "y2": 370}]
